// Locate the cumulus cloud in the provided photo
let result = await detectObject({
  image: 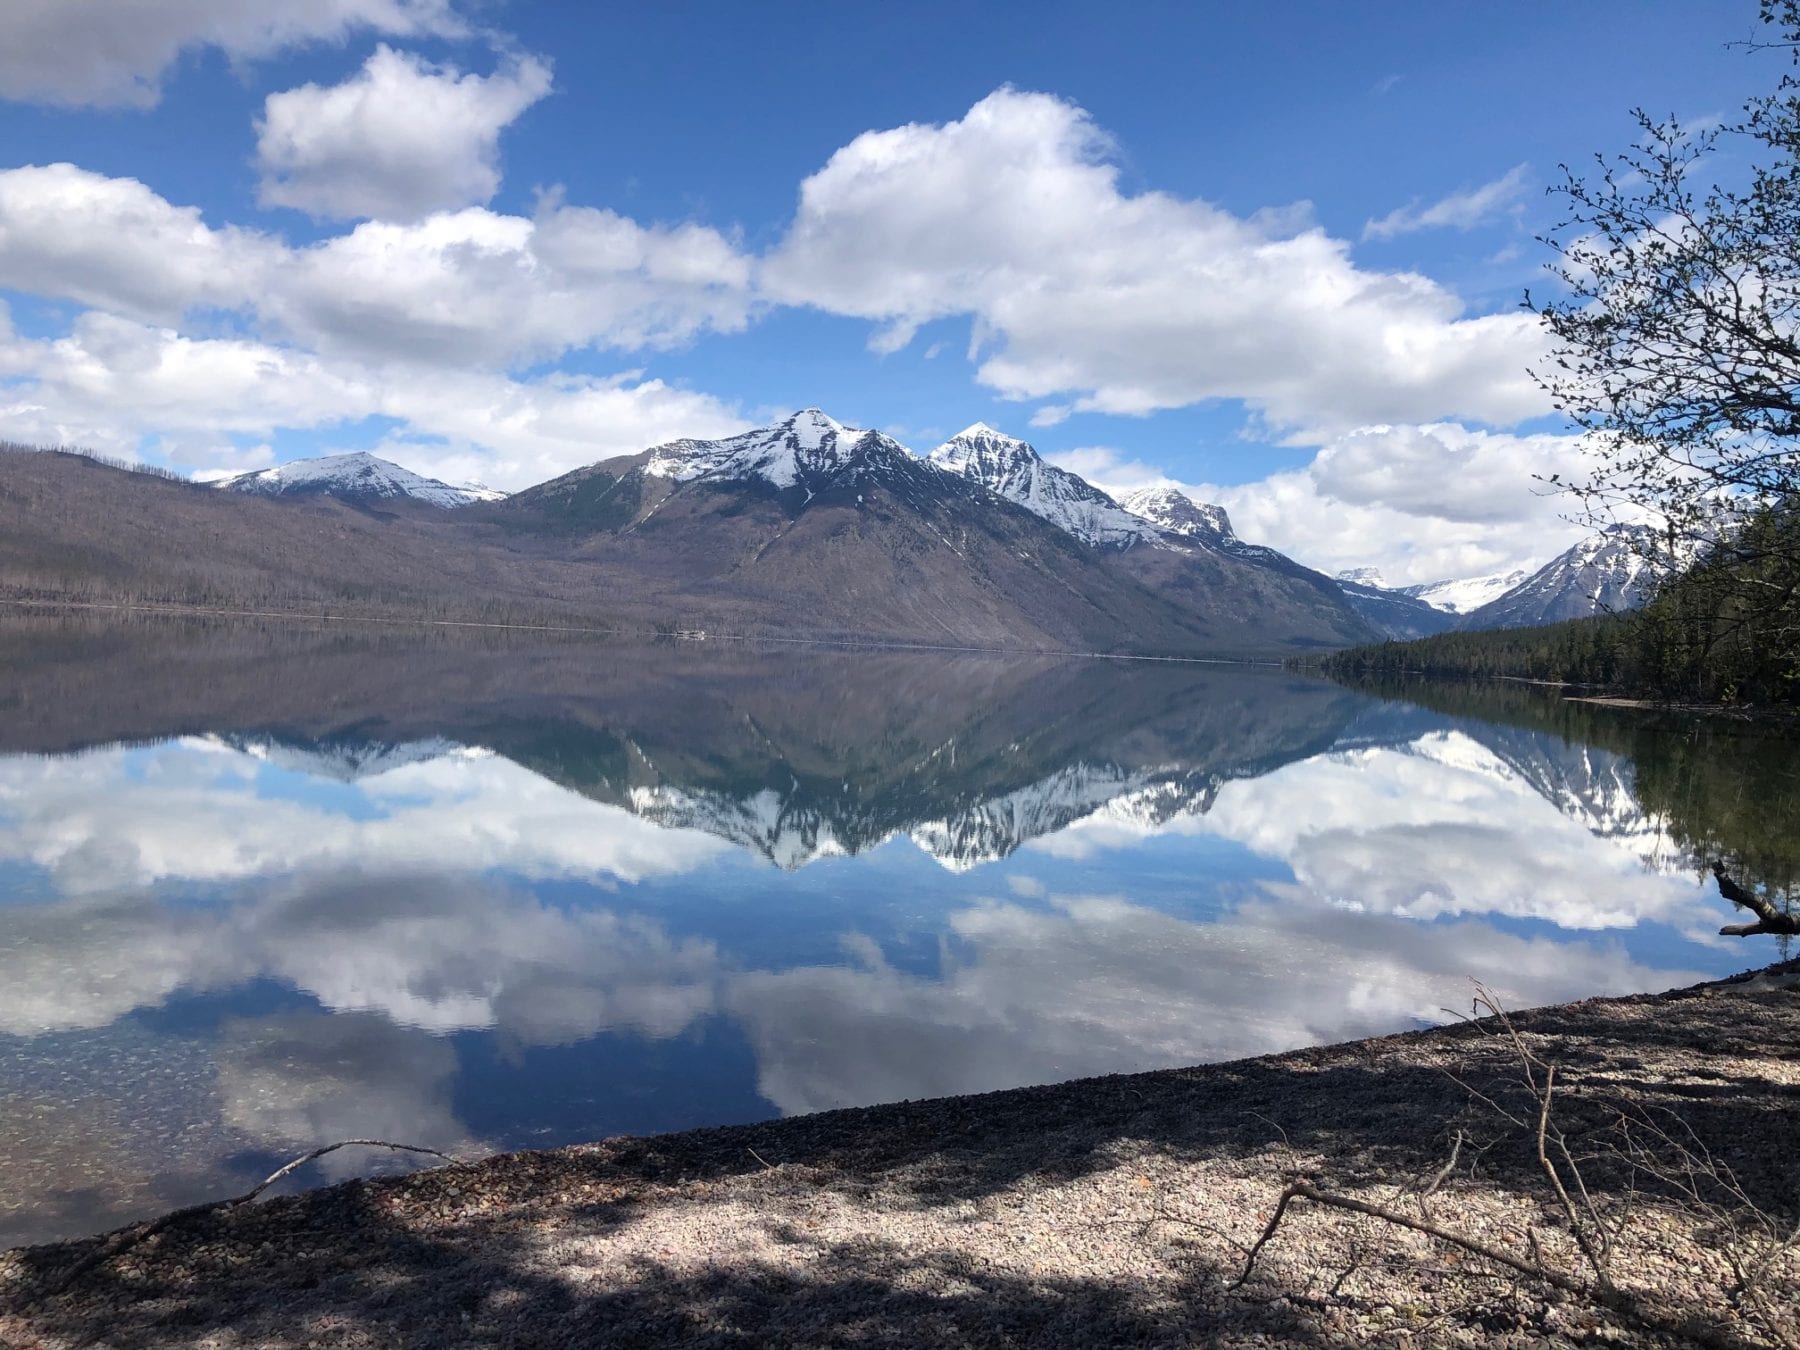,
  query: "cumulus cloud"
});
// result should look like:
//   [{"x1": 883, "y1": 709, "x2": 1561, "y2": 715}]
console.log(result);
[
  {"x1": 0, "y1": 306, "x2": 747, "y2": 491},
  {"x1": 0, "y1": 167, "x2": 754, "y2": 371},
  {"x1": 1304, "y1": 422, "x2": 1576, "y2": 525},
  {"x1": 1364, "y1": 163, "x2": 1532, "y2": 241},
  {"x1": 1198, "y1": 422, "x2": 1598, "y2": 583},
  {"x1": 0, "y1": 156, "x2": 753, "y2": 483},
  {"x1": 271, "y1": 203, "x2": 753, "y2": 367},
  {"x1": 256, "y1": 47, "x2": 552, "y2": 222},
  {"x1": 1052, "y1": 420, "x2": 1591, "y2": 584},
  {"x1": 0, "y1": 164, "x2": 278, "y2": 324},
  {"x1": 763, "y1": 89, "x2": 1548, "y2": 433},
  {"x1": 0, "y1": 0, "x2": 465, "y2": 108}
]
